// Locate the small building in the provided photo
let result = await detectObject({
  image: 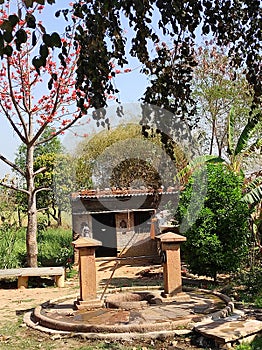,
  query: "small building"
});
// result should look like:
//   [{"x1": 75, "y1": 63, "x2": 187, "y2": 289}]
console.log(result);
[{"x1": 71, "y1": 188, "x2": 178, "y2": 260}]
